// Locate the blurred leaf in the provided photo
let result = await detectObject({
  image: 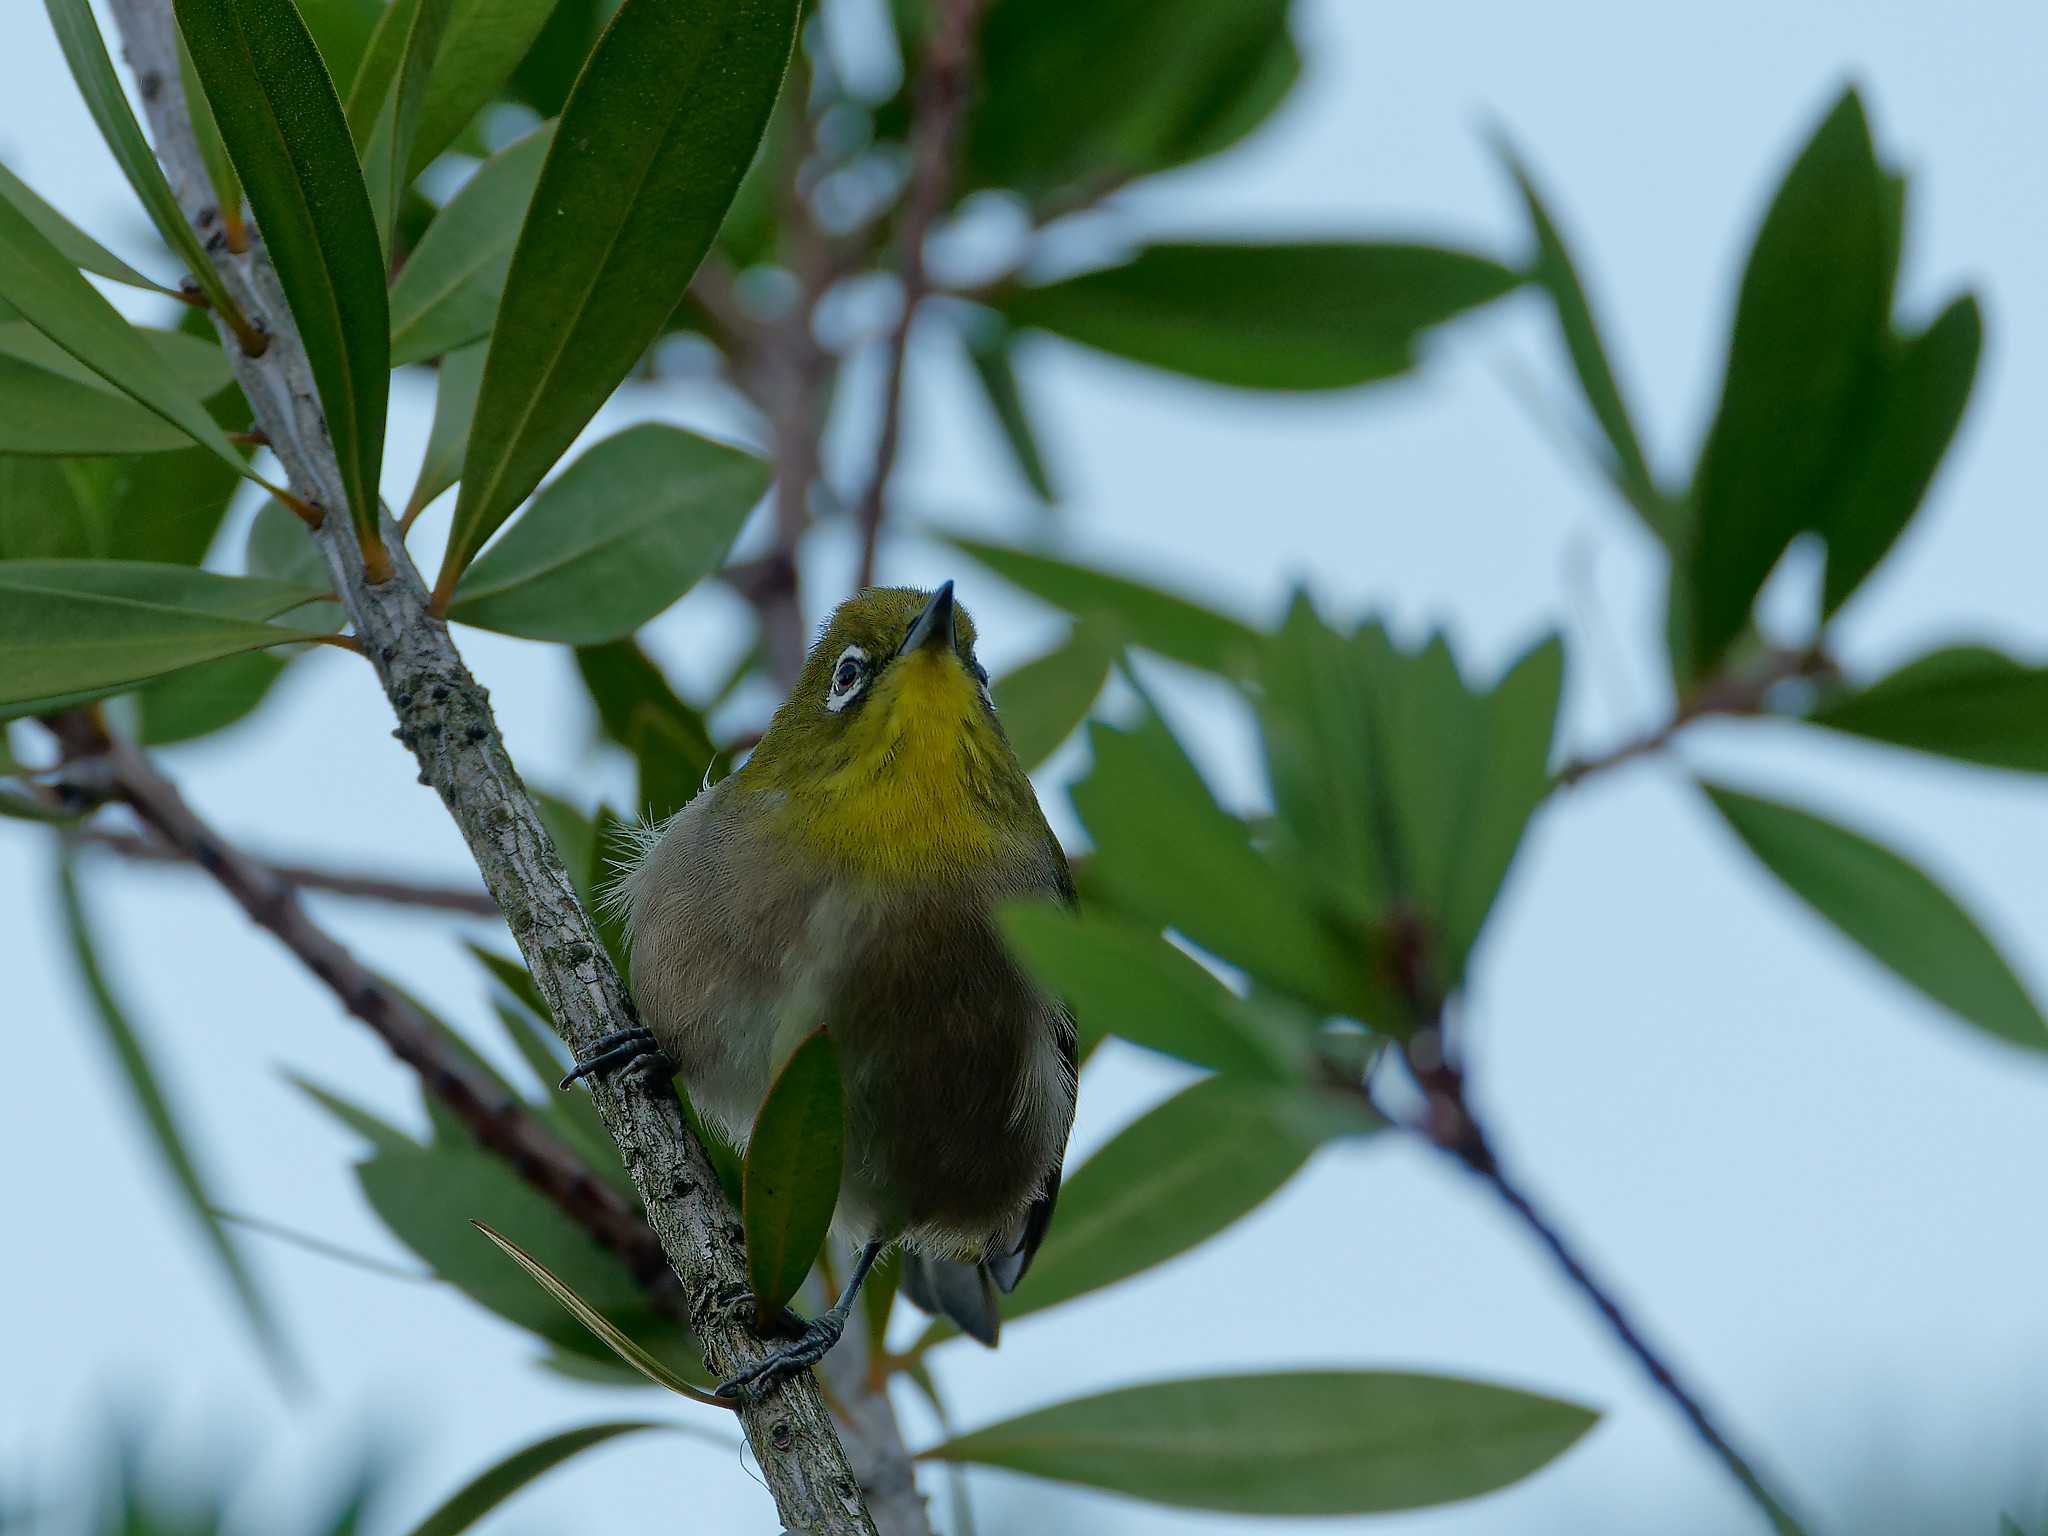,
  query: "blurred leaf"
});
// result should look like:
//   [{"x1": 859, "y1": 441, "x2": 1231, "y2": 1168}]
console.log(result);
[
  {"x1": 948, "y1": 536, "x2": 1258, "y2": 675},
  {"x1": 1816, "y1": 293, "x2": 1982, "y2": 615},
  {"x1": 0, "y1": 352, "x2": 197, "y2": 456},
  {"x1": 1704, "y1": 782, "x2": 2048, "y2": 1052},
  {"x1": 999, "y1": 903, "x2": 1296, "y2": 1077},
  {"x1": 0, "y1": 562, "x2": 328, "y2": 705},
  {"x1": 345, "y1": 0, "x2": 453, "y2": 255},
  {"x1": 472, "y1": 1221, "x2": 722, "y2": 1403},
  {"x1": 389, "y1": 124, "x2": 553, "y2": 367},
  {"x1": 293, "y1": 1074, "x2": 417, "y2": 1155},
  {"x1": 862, "y1": 1244, "x2": 901, "y2": 1360},
  {"x1": 404, "y1": 1421, "x2": 688, "y2": 1536},
  {"x1": 587, "y1": 805, "x2": 634, "y2": 980},
  {"x1": 411, "y1": 0, "x2": 567, "y2": 175},
  {"x1": 448, "y1": 424, "x2": 766, "y2": 643},
  {"x1": 1684, "y1": 89, "x2": 1892, "y2": 673},
  {"x1": 179, "y1": 0, "x2": 390, "y2": 542},
  {"x1": 955, "y1": 311, "x2": 1054, "y2": 502},
  {"x1": 992, "y1": 625, "x2": 1111, "y2": 771},
  {"x1": 57, "y1": 851, "x2": 294, "y2": 1382},
  {"x1": 435, "y1": 0, "x2": 799, "y2": 596},
  {"x1": 44, "y1": 0, "x2": 251, "y2": 326},
  {"x1": 135, "y1": 650, "x2": 290, "y2": 745},
  {"x1": 0, "y1": 185, "x2": 246, "y2": 472},
  {"x1": 1495, "y1": 133, "x2": 1665, "y2": 538},
  {"x1": 1806, "y1": 646, "x2": 2048, "y2": 774},
  {"x1": 0, "y1": 159, "x2": 166, "y2": 292},
  {"x1": 1073, "y1": 715, "x2": 1374, "y2": 1018},
  {"x1": 0, "y1": 458, "x2": 108, "y2": 558},
  {"x1": 574, "y1": 638, "x2": 720, "y2": 819},
  {"x1": 298, "y1": 0, "x2": 385, "y2": 92},
  {"x1": 924, "y1": 1370, "x2": 1598, "y2": 1513},
  {"x1": 178, "y1": 28, "x2": 244, "y2": 240},
  {"x1": 1003, "y1": 243, "x2": 1519, "y2": 392},
  {"x1": 742, "y1": 1029, "x2": 844, "y2": 1329},
  {"x1": 404, "y1": 342, "x2": 486, "y2": 519}
]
